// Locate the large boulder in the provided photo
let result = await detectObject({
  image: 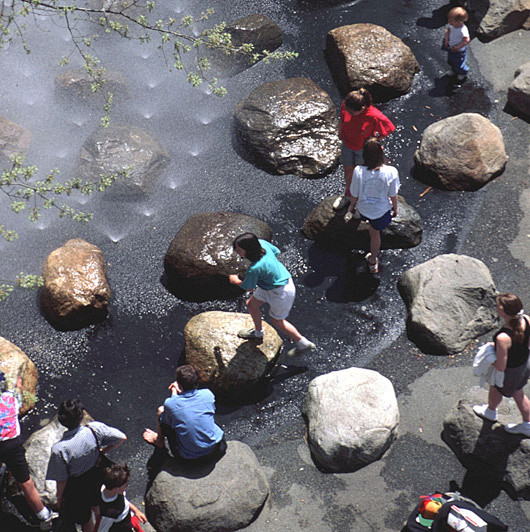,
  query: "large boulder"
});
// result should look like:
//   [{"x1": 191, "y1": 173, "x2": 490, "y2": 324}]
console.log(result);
[
  {"x1": 41, "y1": 238, "x2": 111, "y2": 329},
  {"x1": 0, "y1": 337, "x2": 38, "y2": 416},
  {"x1": 209, "y1": 14, "x2": 283, "y2": 76},
  {"x1": 398, "y1": 254, "x2": 498, "y2": 355},
  {"x1": 76, "y1": 124, "x2": 169, "y2": 197},
  {"x1": 185, "y1": 311, "x2": 282, "y2": 399},
  {"x1": 303, "y1": 368, "x2": 399, "y2": 472},
  {"x1": 325, "y1": 24, "x2": 420, "y2": 100},
  {"x1": 0, "y1": 115, "x2": 31, "y2": 164},
  {"x1": 414, "y1": 113, "x2": 507, "y2": 191},
  {"x1": 508, "y1": 61, "x2": 530, "y2": 117},
  {"x1": 145, "y1": 441, "x2": 269, "y2": 532},
  {"x1": 164, "y1": 212, "x2": 272, "y2": 301},
  {"x1": 233, "y1": 78, "x2": 340, "y2": 177},
  {"x1": 302, "y1": 195, "x2": 422, "y2": 250},
  {"x1": 55, "y1": 68, "x2": 129, "y2": 101},
  {"x1": 476, "y1": 0, "x2": 530, "y2": 41},
  {"x1": 442, "y1": 386, "x2": 530, "y2": 499}
]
